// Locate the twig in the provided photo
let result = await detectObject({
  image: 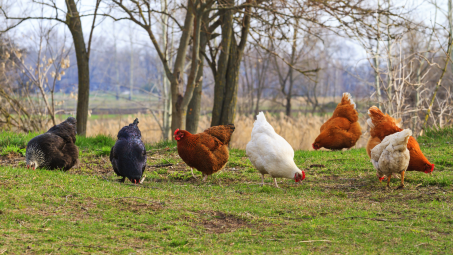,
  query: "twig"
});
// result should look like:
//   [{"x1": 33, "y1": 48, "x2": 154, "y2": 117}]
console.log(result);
[
  {"x1": 116, "y1": 196, "x2": 160, "y2": 204},
  {"x1": 57, "y1": 195, "x2": 71, "y2": 208},
  {"x1": 310, "y1": 164, "x2": 325, "y2": 168},
  {"x1": 100, "y1": 176, "x2": 110, "y2": 182},
  {"x1": 150, "y1": 163, "x2": 173, "y2": 168},
  {"x1": 66, "y1": 243, "x2": 108, "y2": 249},
  {"x1": 342, "y1": 216, "x2": 389, "y2": 221},
  {"x1": 298, "y1": 240, "x2": 332, "y2": 243}
]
